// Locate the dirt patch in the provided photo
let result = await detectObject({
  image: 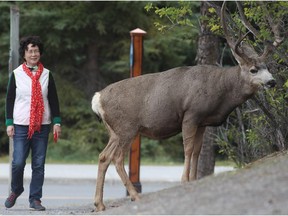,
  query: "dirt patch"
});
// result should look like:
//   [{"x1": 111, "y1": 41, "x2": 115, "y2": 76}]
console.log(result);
[{"x1": 99, "y1": 151, "x2": 288, "y2": 215}]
